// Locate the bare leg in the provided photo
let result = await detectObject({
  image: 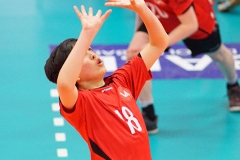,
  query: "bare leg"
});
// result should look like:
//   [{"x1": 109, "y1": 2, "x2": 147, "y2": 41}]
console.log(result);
[
  {"x1": 126, "y1": 32, "x2": 149, "y2": 60},
  {"x1": 139, "y1": 80, "x2": 153, "y2": 103},
  {"x1": 207, "y1": 43, "x2": 240, "y2": 111},
  {"x1": 207, "y1": 43, "x2": 237, "y2": 83}
]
